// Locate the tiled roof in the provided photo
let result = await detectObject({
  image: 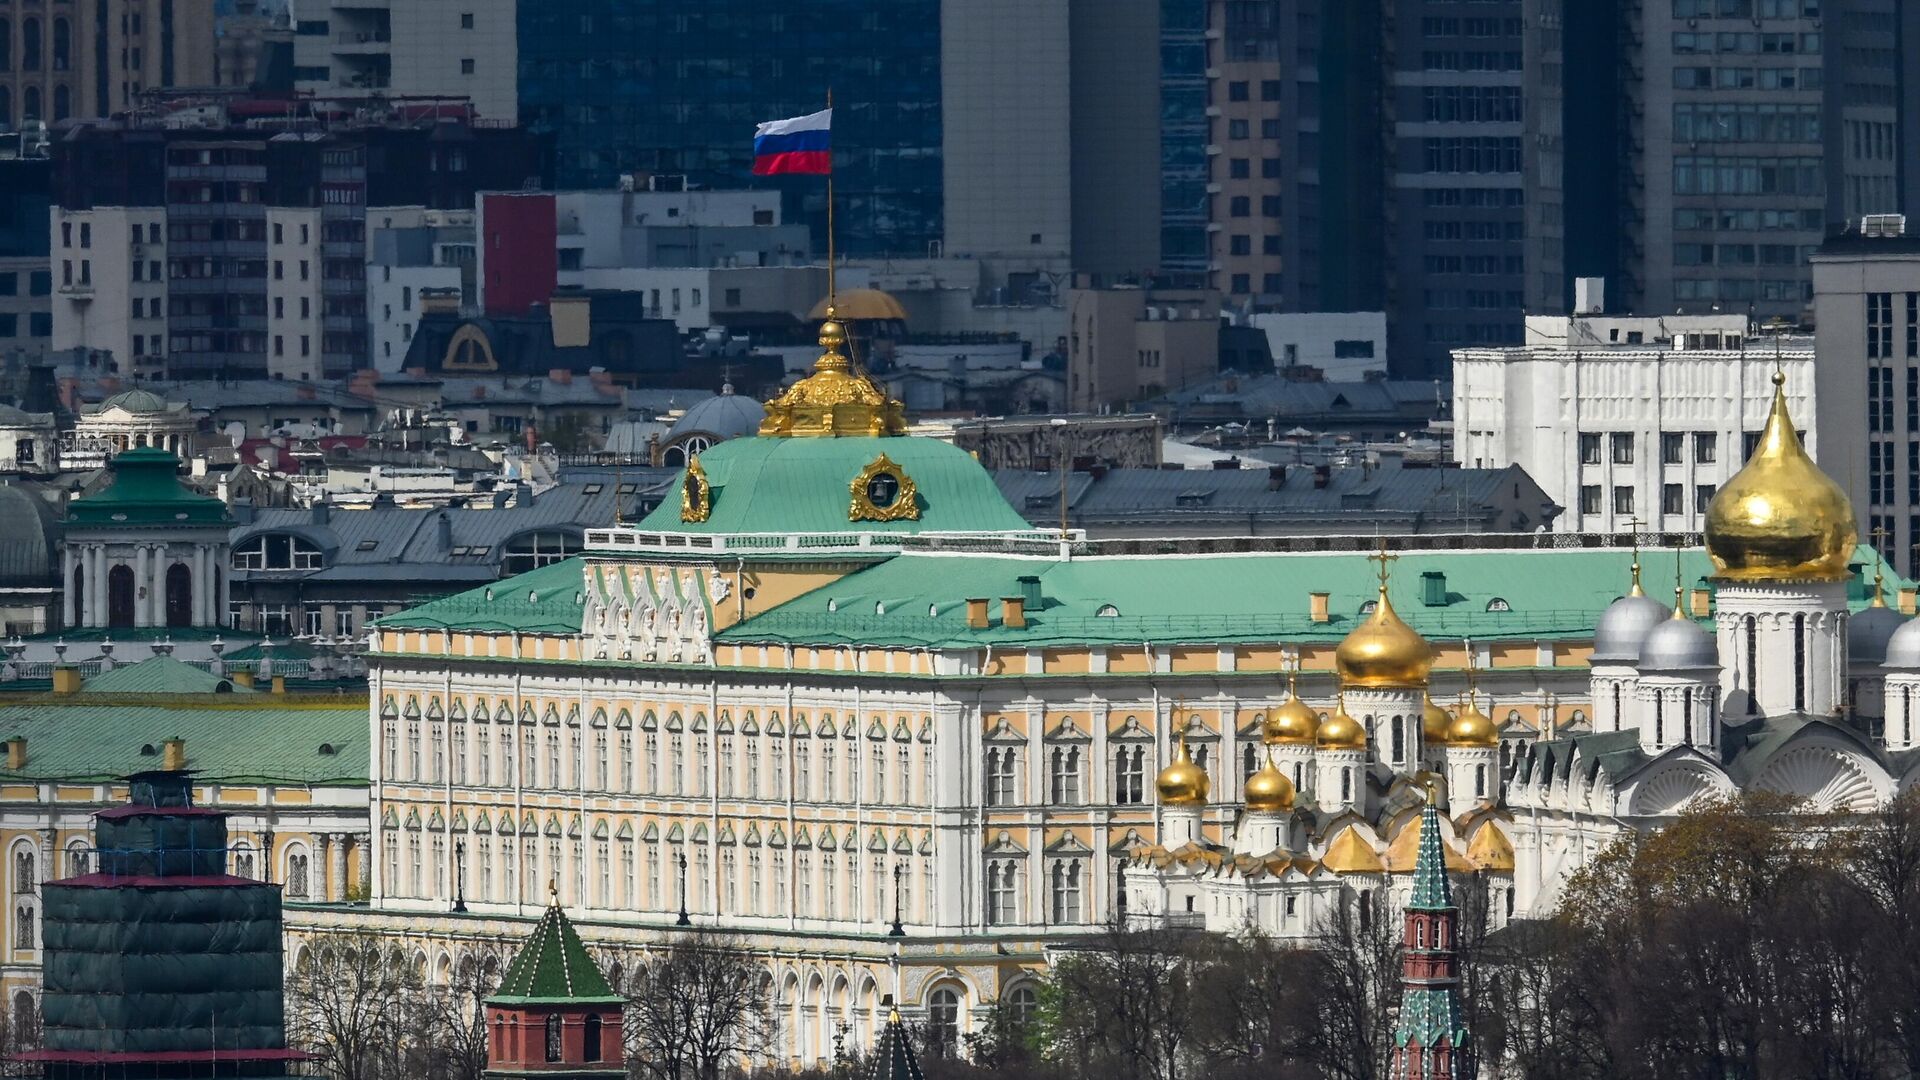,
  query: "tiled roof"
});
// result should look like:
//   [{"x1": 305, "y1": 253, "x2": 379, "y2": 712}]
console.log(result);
[
  {"x1": 67, "y1": 449, "x2": 229, "y2": 527},
  {"x1": 0, "y1": 699, "x2": 366, "y2": 786},
  {"x1": 633, "y1": 436, "x2": 1033, "y2": 536},
  {"x1": 487, "y1": 902, "x2": 624, "y2": 1005}
]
